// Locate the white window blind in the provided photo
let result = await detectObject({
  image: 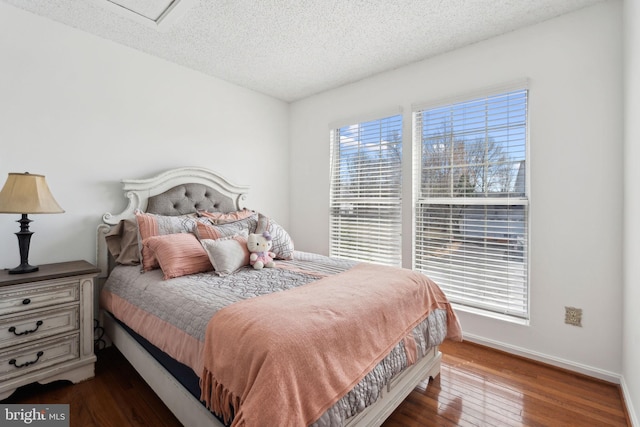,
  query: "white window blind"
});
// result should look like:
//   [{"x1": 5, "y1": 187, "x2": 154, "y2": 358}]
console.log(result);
[
  {"x1": 413, "y1": 89, "x2": 529, "y2": 319},
  {"x1": 329, "y1": 114, "x2": 402, "y2": 266}
]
